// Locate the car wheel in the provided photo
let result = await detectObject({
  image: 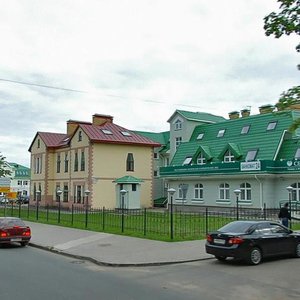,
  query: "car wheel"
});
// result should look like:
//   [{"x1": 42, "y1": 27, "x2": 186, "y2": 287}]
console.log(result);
[
  {"x1": 20, "y1": 242, "x2": 28, "y2": 247},
  {"x1": 294, "y1": 243, "x2": 300, "y2": 258},
  {"x1": 215, "y1": 256, "x2": 227, "y2": 261},
  {"x1": 247, "y1": 247, "x2": 262, "y2": 265}
]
